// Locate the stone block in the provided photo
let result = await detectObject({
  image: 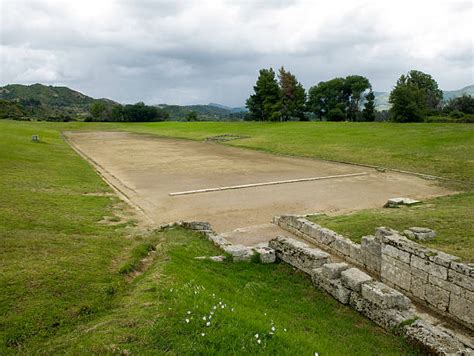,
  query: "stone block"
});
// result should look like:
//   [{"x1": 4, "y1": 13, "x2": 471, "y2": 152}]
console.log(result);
[
  {"x1": 349, "y1": 243, "x2": 364, "y2": 264},
  {"x1": 321, "y1": 262, "x2": 349, "y2": 279},
  {"x1": 341, "y1": 268, "x2": 372, "y2": 292},
  {"x1": 450, "y1": 261, "x2": 474, "y2": 277},
  {"x1": 447, "y1": 269, "x2": 474, "y2": 291},
  {"x1": 428, "y1": 275, "x2": 462, "y2": 295},
  {"x1": 269, "y1": 236, "x2": 330, "y2": 274},
  {"x1": 254, "y1": 246, "x2": 276, "y2": 264},
  {"x1": 381, "y1": 254, "x2": 412, "y2": 291},
  {"x1": 411, "y1": 275, "x2": 426, "y2": 300},
  {"x1": 361, "y1": 235, "x2": 381, "y2": 256},
  {"x1": 425, "y1": 283, "x2": 450, "y2": 311},
  {"x1": 183, "y1": 221, "x2": 211, "y2": 230},
  {"x1": 382, "y1": 244, "x2": 410, "y2": 264},
  {"x1": 403, "y1": 227, "x2": 436, "y2": 241},
  {"x1": 449, "y1": 292, "x2": 474, "y2": 326},
  {"x1": 312, "y1": 269, "x2": 351, "y2": 304},
  {"x1": 383, "y1": 233, "x2": 431, "y2": 258},
  {"x1": 223, "y1": 245, "x2": 253, "y2": 262},
  {"x1": 315, "y1": 227, "x2": 338, "y2": 246},
  {"x1": 384, "y1": 197, "x2": 420, "y2": 208},
  {"x1": 364, "y1": 251, "x2": 382, "y2": 274},
  {"x1": 361, "y1": 281, "x2": 411, "y2": 310},
  {"x1": 411, "y1": 255, "x2": 448, "y2": 280},
  {"x1": 330, "y1": 236, "x2": 353, "y2": 256},
  {"x1": 404, "y1": 320, "x2": 471, "y2": 355},
  {"x1": 349, "y1": 292, "x2": 415, "y2": 330},
  {"x1": 427, "y1": 251, "x2": 459, "y2": 268}
]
